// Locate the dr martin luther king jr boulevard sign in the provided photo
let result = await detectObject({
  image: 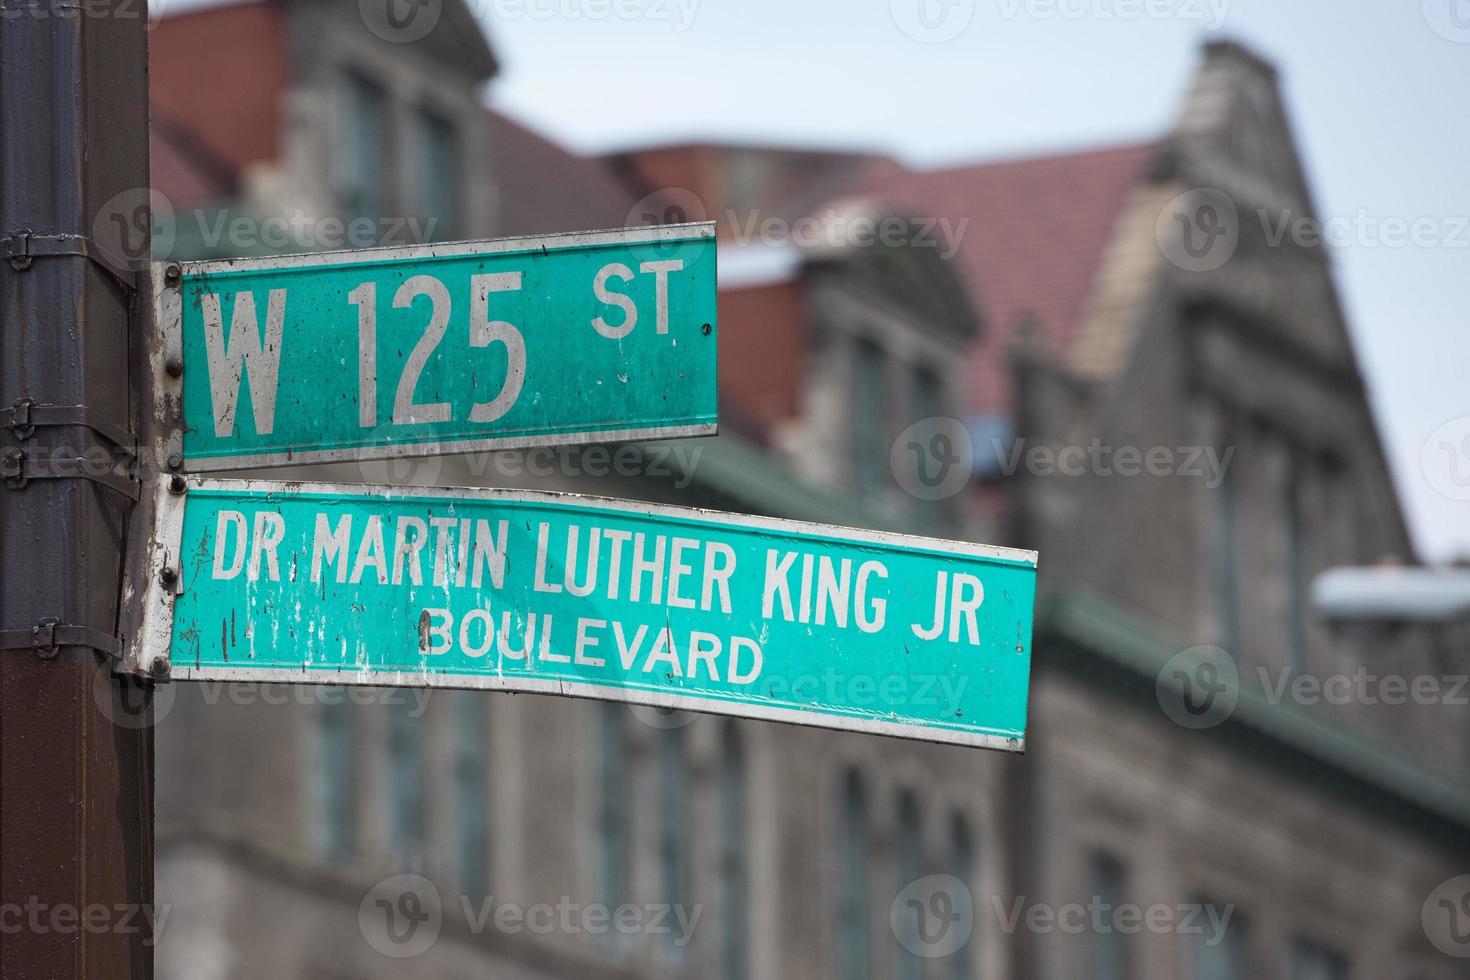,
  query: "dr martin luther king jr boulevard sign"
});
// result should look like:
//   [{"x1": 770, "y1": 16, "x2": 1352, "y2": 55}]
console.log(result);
[{"x1": 122, "y1": 224, "x2": 1037, "y2": 751}]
